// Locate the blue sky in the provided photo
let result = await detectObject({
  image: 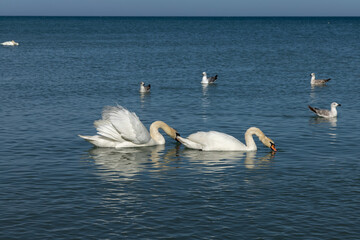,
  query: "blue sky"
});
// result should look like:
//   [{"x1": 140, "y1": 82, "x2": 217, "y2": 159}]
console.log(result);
[{"x1": 1, "y1": 0, "x2": 359, "y2": 16}]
